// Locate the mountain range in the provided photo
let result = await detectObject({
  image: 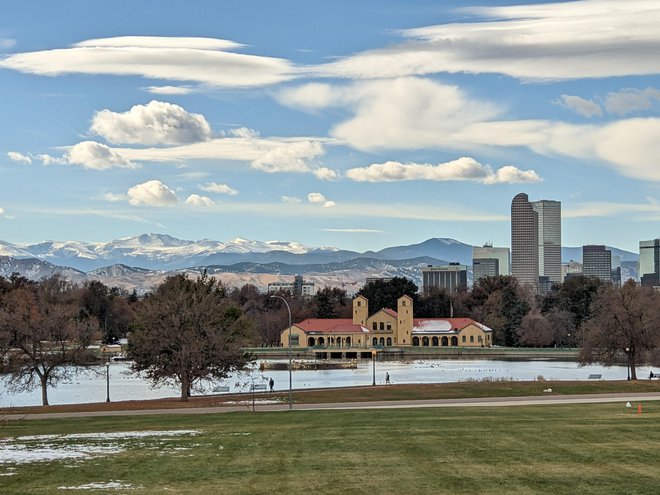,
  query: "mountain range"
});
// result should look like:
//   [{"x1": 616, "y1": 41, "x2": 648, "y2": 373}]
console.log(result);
[{"x1": 0, "y1": 234, "x2": 639, "y2": 293}]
